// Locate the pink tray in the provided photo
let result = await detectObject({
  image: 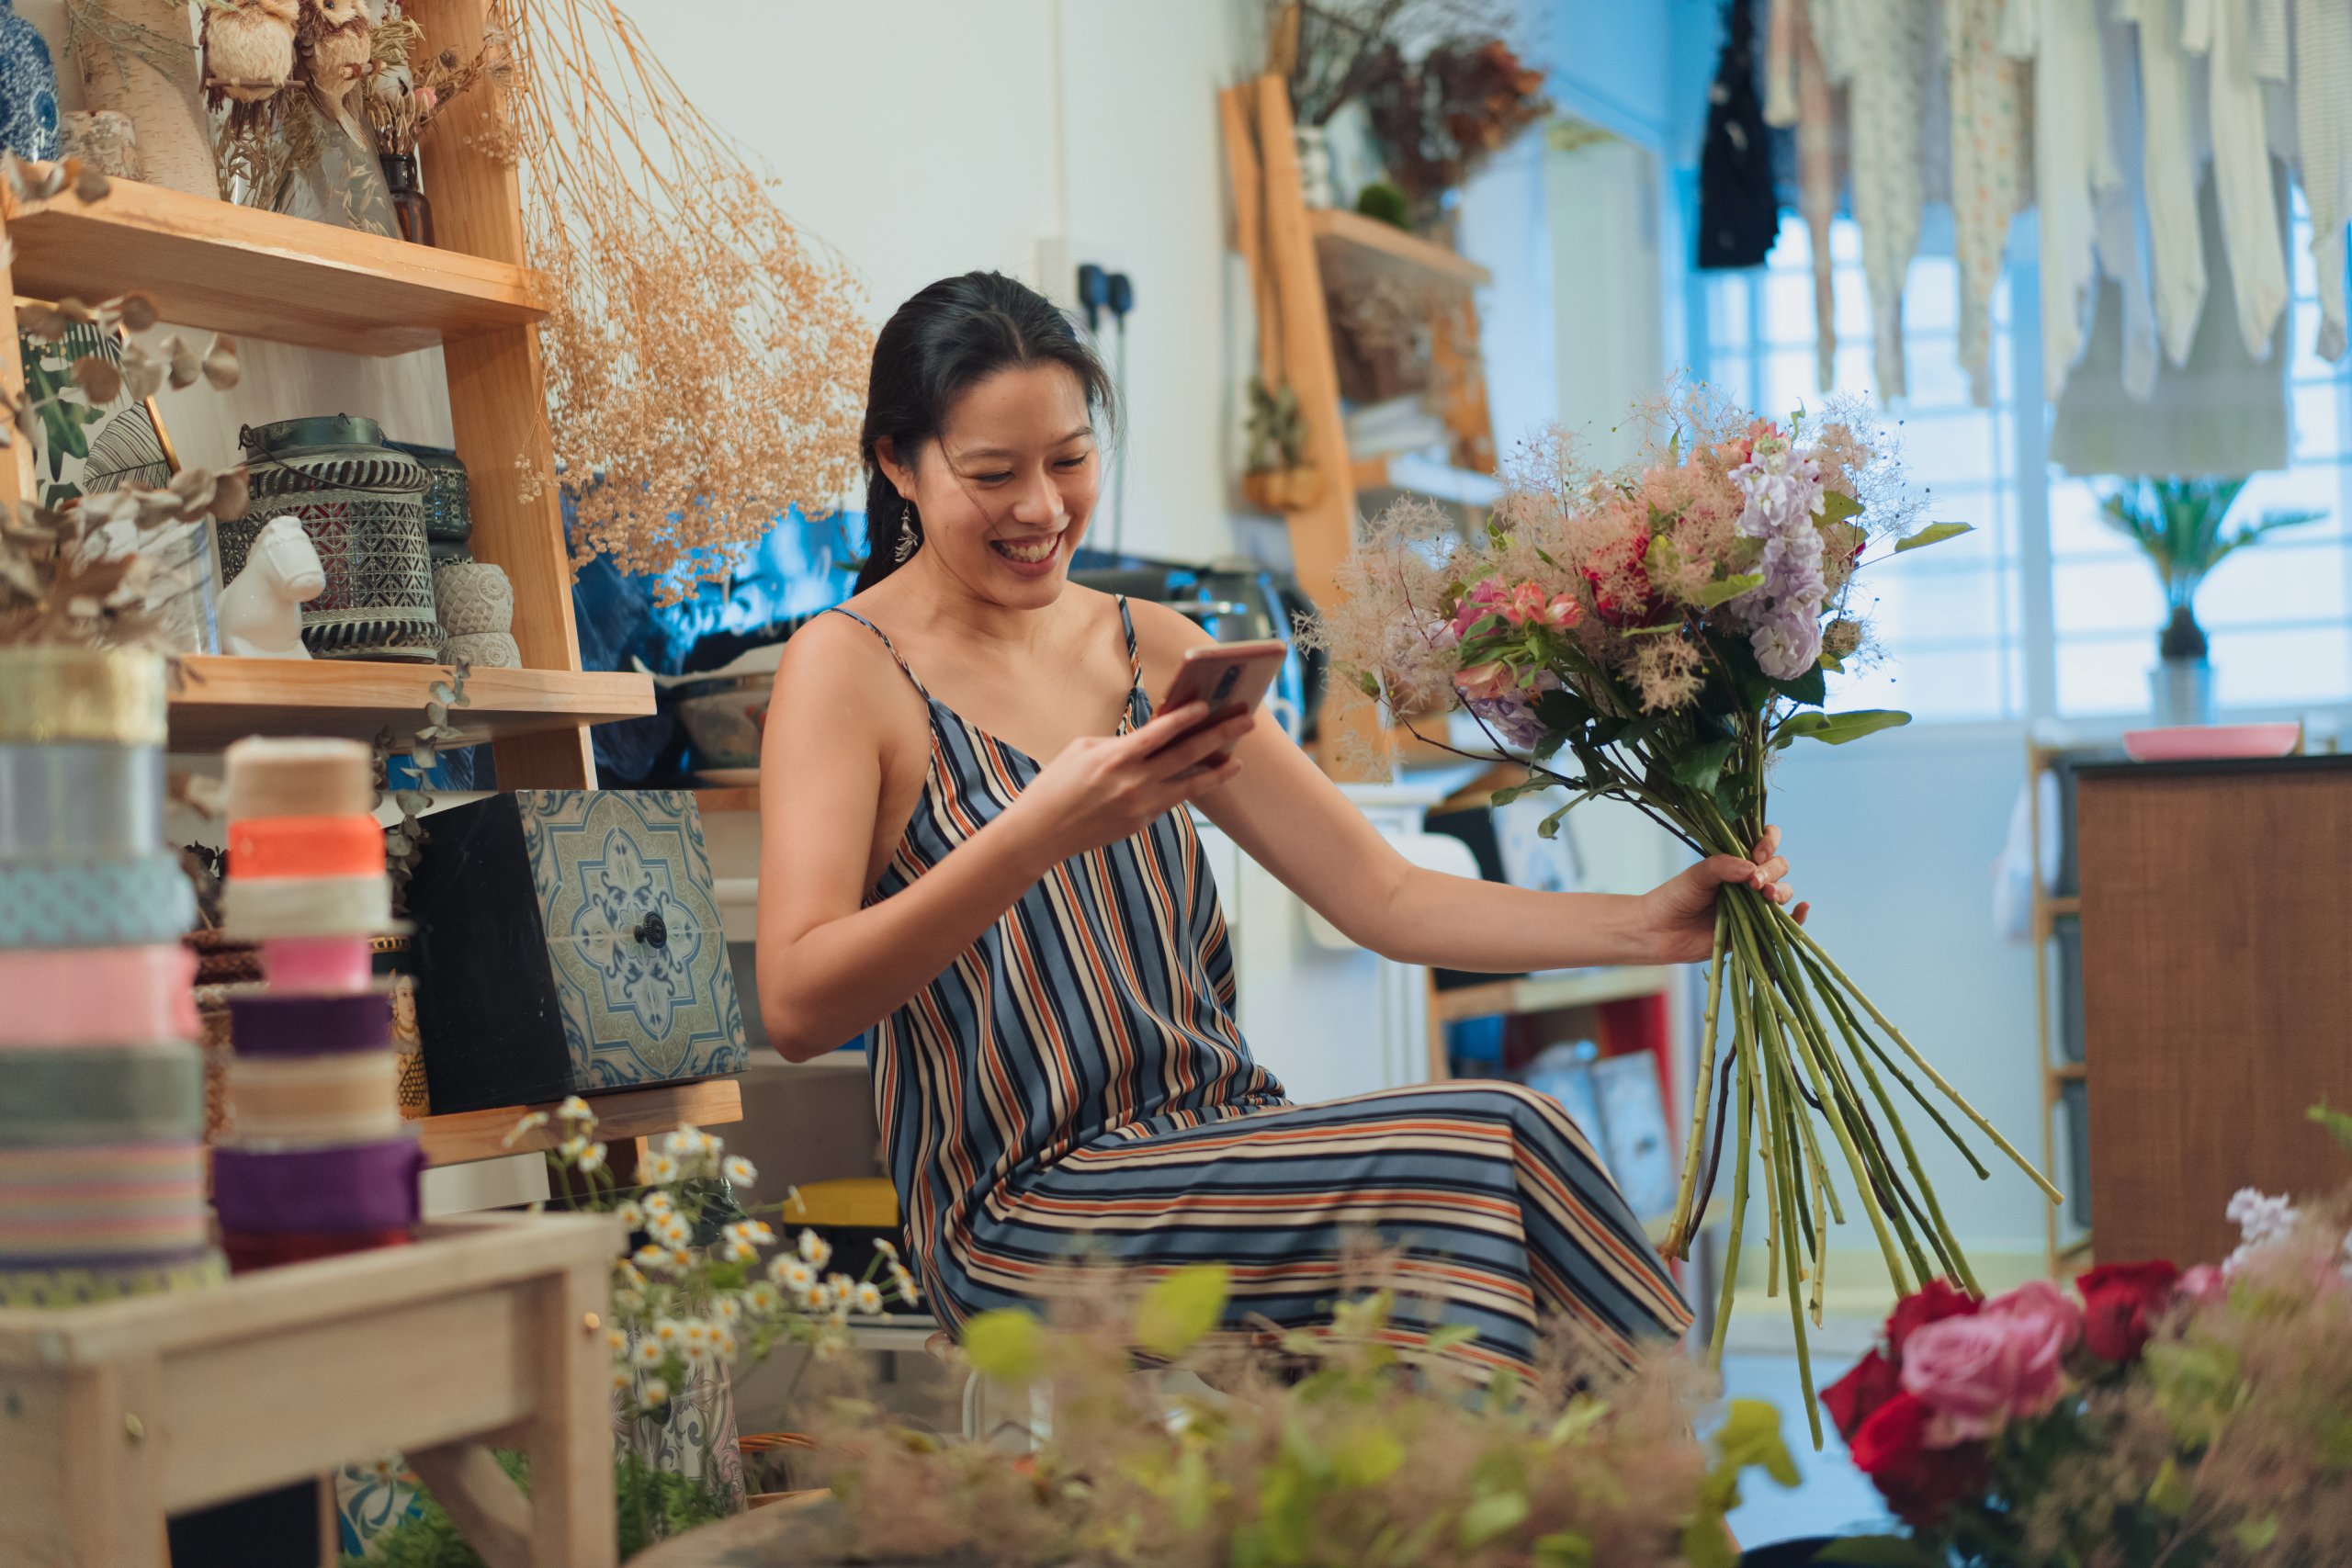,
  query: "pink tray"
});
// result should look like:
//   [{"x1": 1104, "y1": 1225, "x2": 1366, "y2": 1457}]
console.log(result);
[{"x1": 2121, "y1": 723, "x2": 2302, "y2": 762}]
